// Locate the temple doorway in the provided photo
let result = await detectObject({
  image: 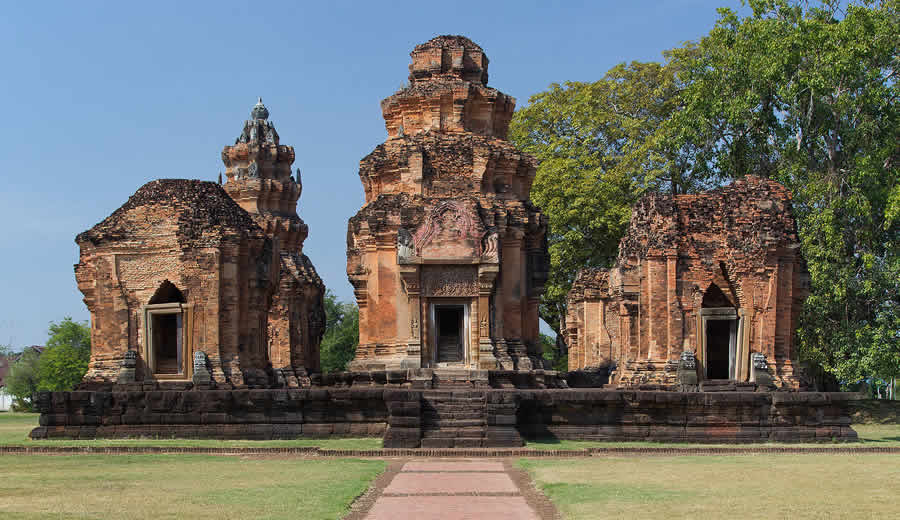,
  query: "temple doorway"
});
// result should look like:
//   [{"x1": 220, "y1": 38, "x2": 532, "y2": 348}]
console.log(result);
[
  {"x1": 705, "y1": 318, "x2": 736, "y2": 379},
  {"x1": 151, "y1": 313, "x2": 182, "y2": 374},
  {"x1": 432, "y1": 304, "x2": 466, "y2": 365},
  {"x1": 145, "y1": 280, "x2": 187, "y2": 378}
]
